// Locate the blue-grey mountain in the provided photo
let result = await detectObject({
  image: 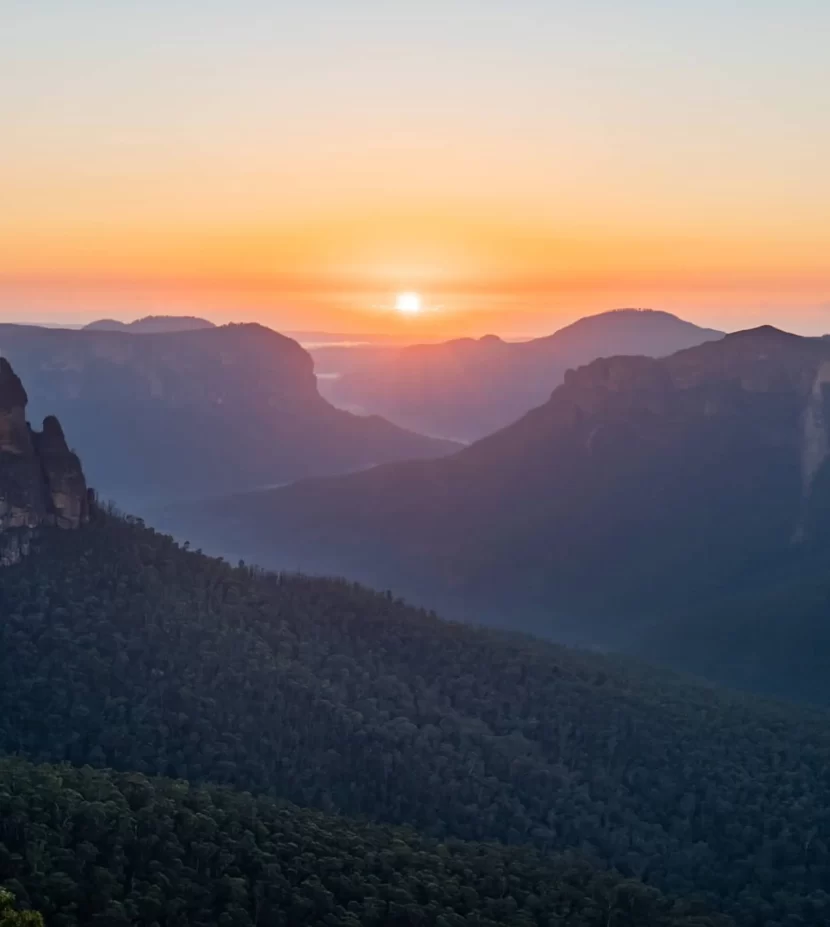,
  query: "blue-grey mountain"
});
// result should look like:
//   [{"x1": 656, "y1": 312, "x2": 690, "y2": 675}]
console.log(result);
[
  {"x1": 168, "y1": 326, "x2": 830, "y2": 706},
  {"x1": 319, "y1": 308, "x2": 723, "y2": 440},
  {"x1": 0, "y1": 322, "x2": 456, "y2": 510}
]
